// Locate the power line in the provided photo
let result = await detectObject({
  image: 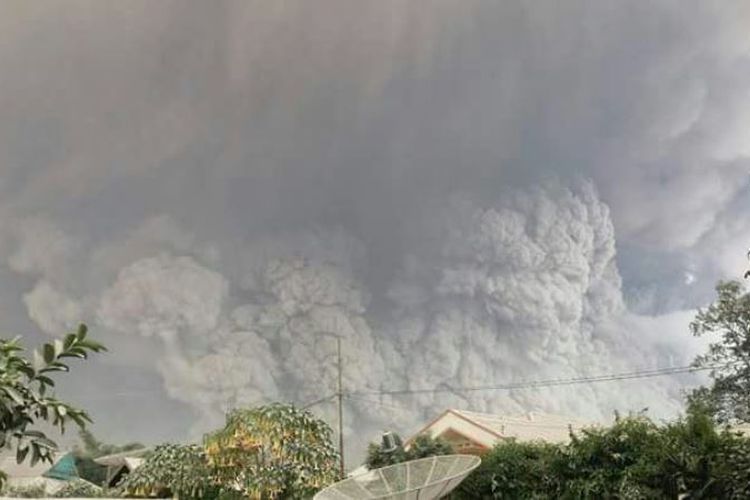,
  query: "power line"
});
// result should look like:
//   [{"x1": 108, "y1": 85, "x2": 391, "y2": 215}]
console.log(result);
[
  {"x1": 344, "y1": 395, "x2": 596, "y2": 430},
  {"x1": 350, "y1": 363, "x2": 728, "y2": 397},
  {"x1": 344, "y1": 394, "x2": 420, "y2": 414},
  {"x1": 300, "y1": 393, "x2": 337, "y2": 410}
]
